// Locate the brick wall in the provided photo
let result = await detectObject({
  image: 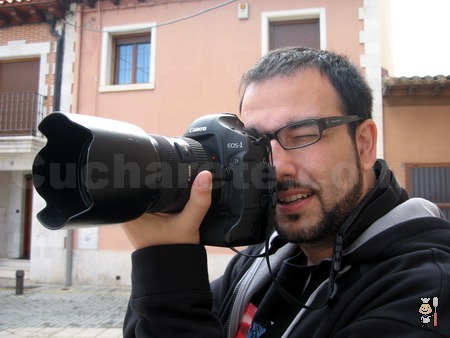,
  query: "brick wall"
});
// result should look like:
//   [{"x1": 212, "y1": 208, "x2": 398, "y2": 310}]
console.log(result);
[{"x1": 0, "y1": 23, "x2": 54, "y2": 45}]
